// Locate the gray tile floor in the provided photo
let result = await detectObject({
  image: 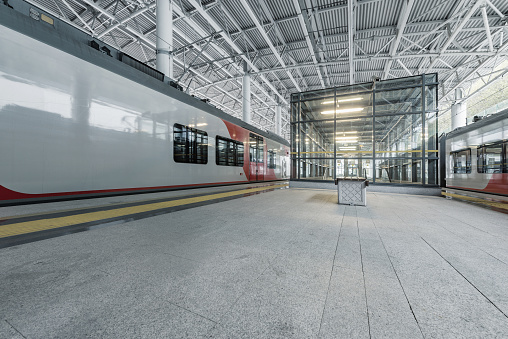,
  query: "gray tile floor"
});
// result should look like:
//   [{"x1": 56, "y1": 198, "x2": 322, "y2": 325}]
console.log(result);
[{"x1": 1, "y1": 188, "x2": 508, "y2": 338}]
